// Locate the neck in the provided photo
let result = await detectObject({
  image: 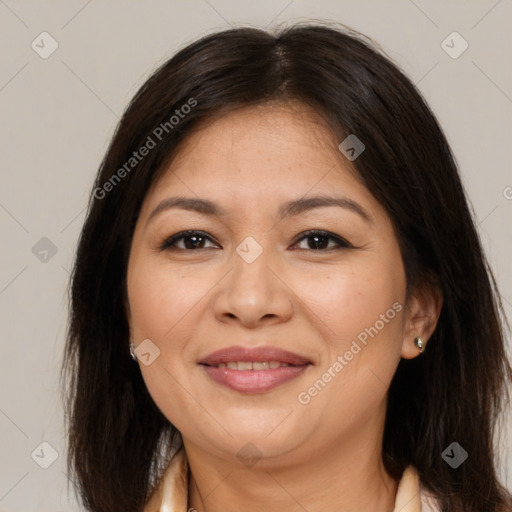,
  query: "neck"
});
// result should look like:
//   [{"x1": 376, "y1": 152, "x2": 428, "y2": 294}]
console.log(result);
[{"x1": 185, "y1": 418, "x2": 398, "y2": 512}]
